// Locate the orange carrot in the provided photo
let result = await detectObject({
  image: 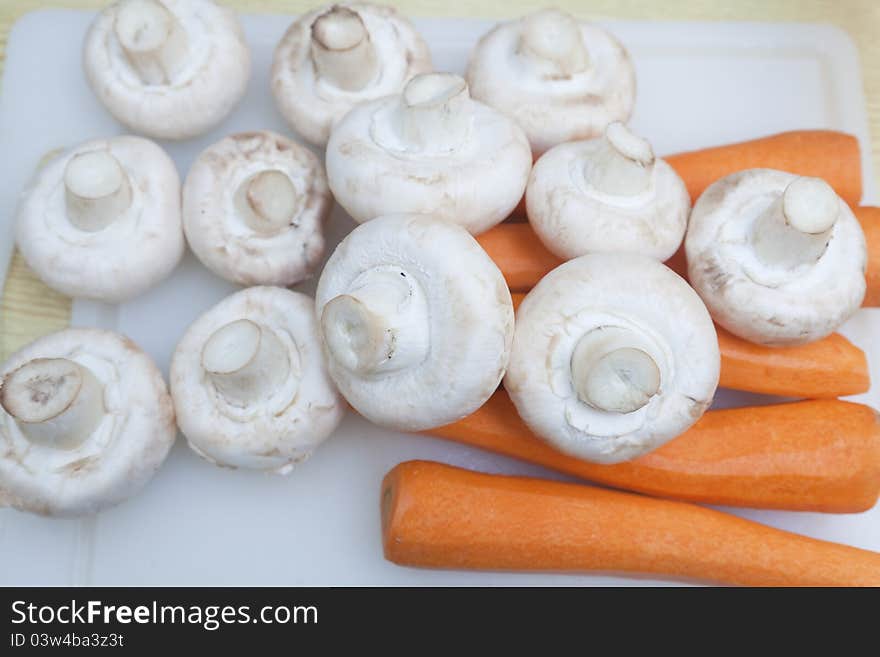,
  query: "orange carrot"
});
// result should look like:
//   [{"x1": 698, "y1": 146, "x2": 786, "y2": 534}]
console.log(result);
[
  {"x1": 665, "y1": 130, "x2": 862, "y2": 206},
  {"x1": 382, "y1": 460, "x2": 880, "y2": 585},
  {"x1": 716, "y1": 327, "x2": 869, "y2": 397},
  {"x1": 477, "y1": 224, "x2": 562, "y2": 290},
  {"x1": 503, "y1": 129, "x2": 862, "y2": 220},
  {"x1": 857, "y1": 206, "x2": 880, "y2": 307},
  {"x1": 426, "y1": 391, "x2": 880, "y2": 512},
  {"x1": 509, "y1": 292, "x2": 869, "y2": 399}
]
